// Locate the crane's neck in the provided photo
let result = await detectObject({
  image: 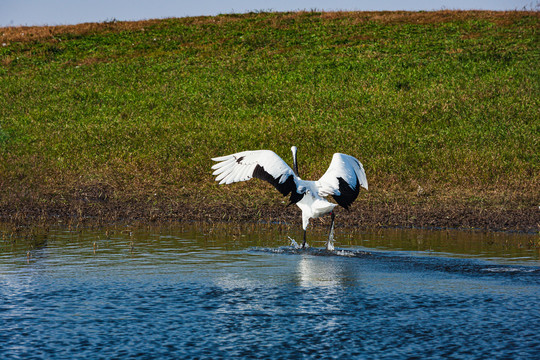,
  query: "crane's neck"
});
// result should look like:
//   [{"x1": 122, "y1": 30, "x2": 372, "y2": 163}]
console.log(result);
[{"x1": 291, "y1": 146, "x2": 299, "y2": 177}]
